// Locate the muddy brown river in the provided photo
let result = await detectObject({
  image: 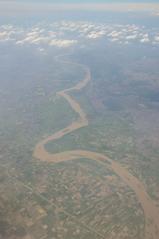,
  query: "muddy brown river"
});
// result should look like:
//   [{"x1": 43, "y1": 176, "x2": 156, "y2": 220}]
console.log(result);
[{"x1": 33, "y1": 55, "x2": 159, "y2": 239}]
